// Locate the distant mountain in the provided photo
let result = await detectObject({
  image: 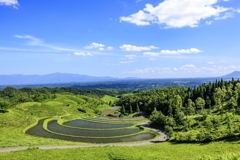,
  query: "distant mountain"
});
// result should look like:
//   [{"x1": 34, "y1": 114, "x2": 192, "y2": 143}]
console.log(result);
[
  {"x1": 221, "y1": 71, "x2": 240, "y2": 79},
  {"x1": 0, "y1": 73, "x2": 121, "y2": 86},
  {"x1": 1, "y1": 71, "x2": 239, "y2": 86}
]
